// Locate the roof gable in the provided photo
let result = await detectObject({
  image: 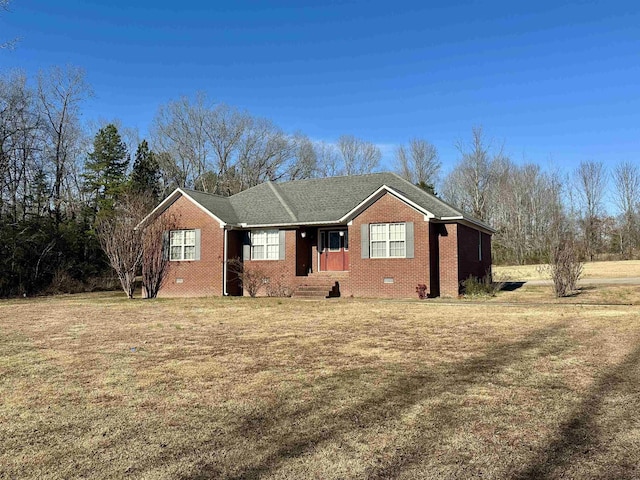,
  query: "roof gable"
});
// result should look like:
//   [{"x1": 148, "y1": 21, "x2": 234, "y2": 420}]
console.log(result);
[{"x1": 136, "y1": 188, "x2": 233, "y2": 229}]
